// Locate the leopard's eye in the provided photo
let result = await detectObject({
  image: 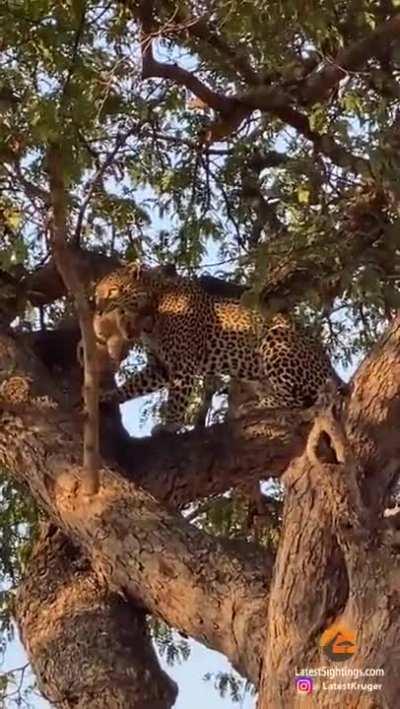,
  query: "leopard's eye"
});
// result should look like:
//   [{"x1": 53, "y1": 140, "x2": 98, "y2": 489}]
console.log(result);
[{"x1": 107, "y1": 286, "x2": 120, "y2": 298}]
